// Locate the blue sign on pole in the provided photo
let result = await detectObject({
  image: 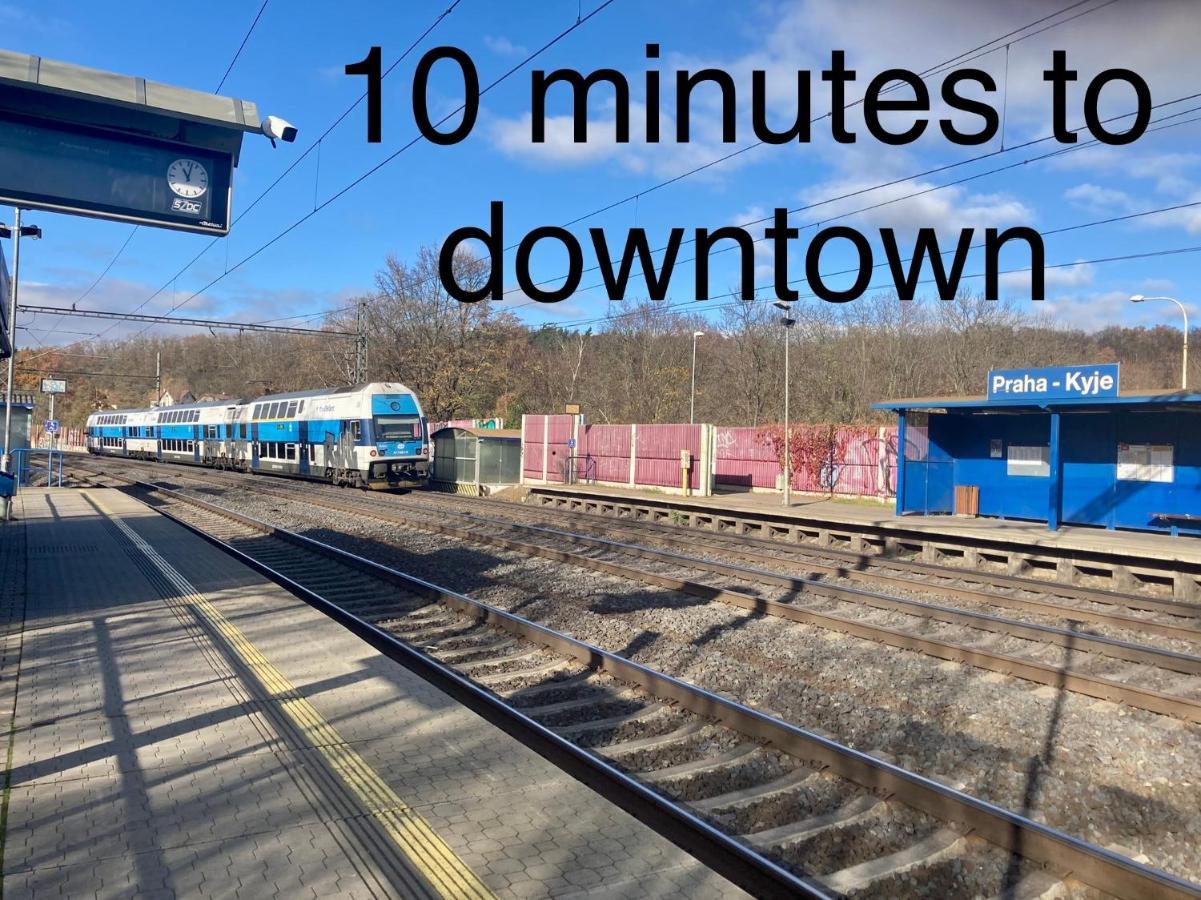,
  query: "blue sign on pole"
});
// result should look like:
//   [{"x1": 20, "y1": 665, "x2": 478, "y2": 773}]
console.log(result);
[
  {"x1": 987, "y1": 364, "x2": 1119, "y2": 402},
  {"x1": 566, "y1": 438, "x2": 576, "y2": 449},
  {"x1": 44, "y1": 419, "x2": 59, "y2": 433}
]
